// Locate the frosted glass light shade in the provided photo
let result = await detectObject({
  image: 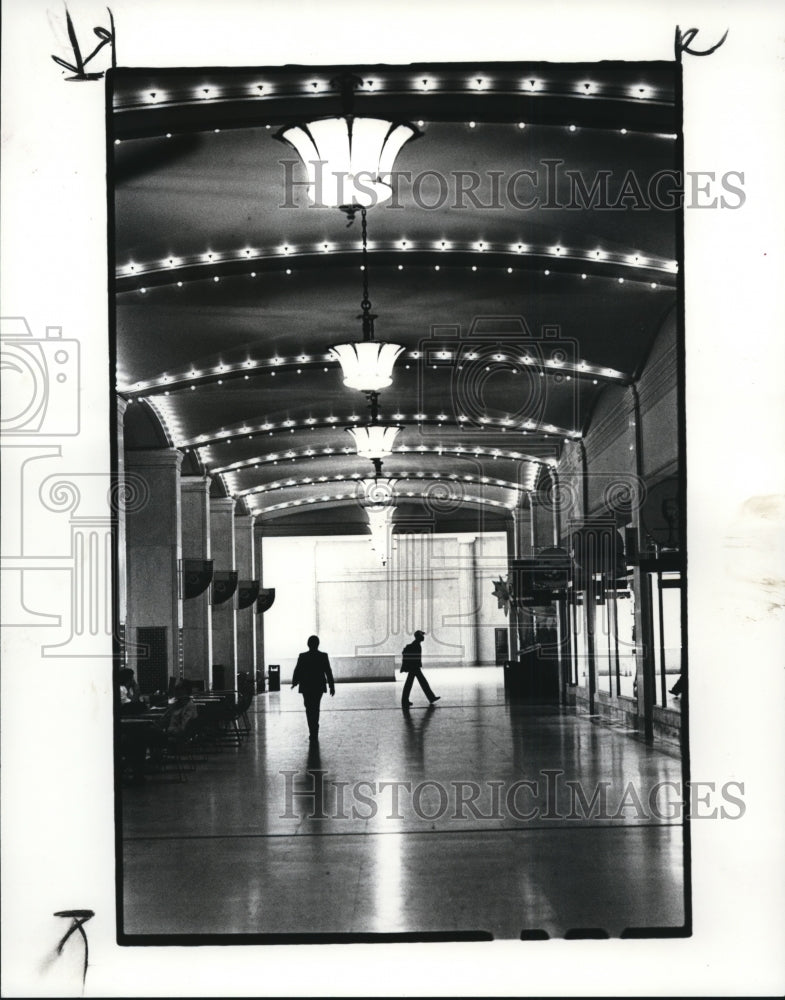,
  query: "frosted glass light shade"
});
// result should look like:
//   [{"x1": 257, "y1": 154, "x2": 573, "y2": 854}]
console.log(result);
[
  {"x1": 329, "y1": 341, "x2": 405, "y2": 392},
  {"x1": 277, "y1": 117, "x2": 417, "y2": 208},
  {"x1": 366, "y1": 505, "x2": 394, "y2": 565},
  {"x1": 346, "y1": 423, "x2": 401, "y2": 459}
]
